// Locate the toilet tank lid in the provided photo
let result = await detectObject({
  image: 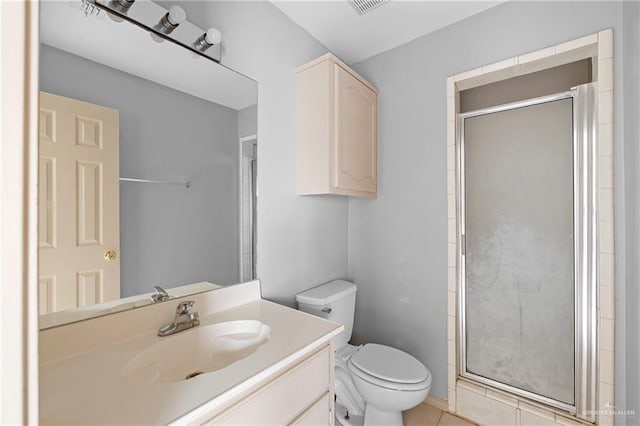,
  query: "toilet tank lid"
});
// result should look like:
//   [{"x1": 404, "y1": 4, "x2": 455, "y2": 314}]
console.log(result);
[{"x1": 296, "y1": 280, "x2": 357, "y2": 306}]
